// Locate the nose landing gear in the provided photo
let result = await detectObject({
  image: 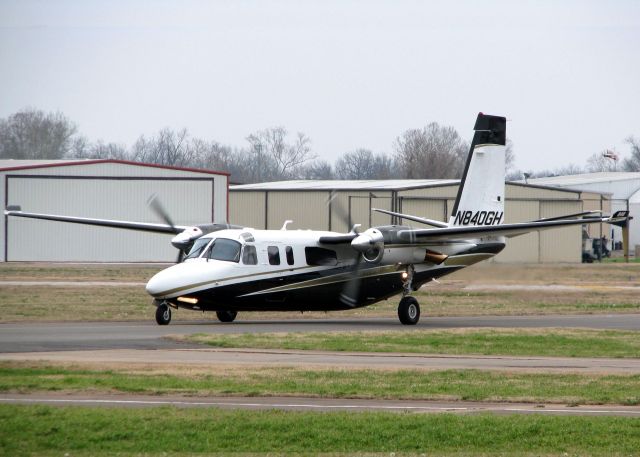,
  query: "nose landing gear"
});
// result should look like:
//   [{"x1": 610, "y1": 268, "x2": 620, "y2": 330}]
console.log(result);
[{"x1": 155, "y1": 301, "x2": 172, "y2": 325}]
